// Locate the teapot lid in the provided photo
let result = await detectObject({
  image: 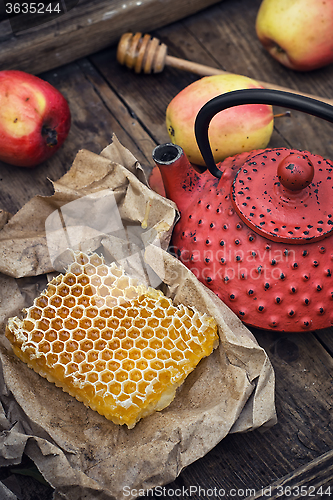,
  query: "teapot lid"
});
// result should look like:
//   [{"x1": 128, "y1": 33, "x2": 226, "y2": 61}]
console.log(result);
[{"x1": 232, "y1": 148, "x2": 333, "y2": 243}]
